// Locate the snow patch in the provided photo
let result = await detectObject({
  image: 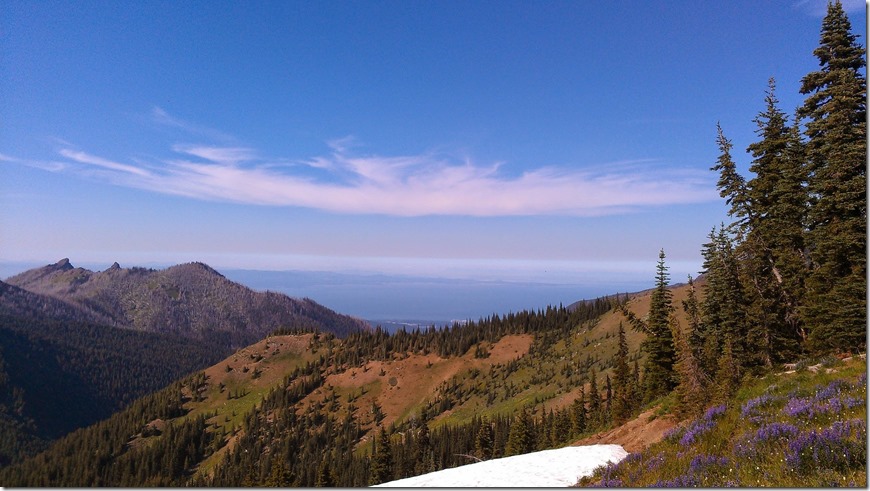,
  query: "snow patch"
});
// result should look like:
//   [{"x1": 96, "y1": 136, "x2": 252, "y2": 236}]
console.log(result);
[{"x1": 374, "y1": 444, "x2": 628, "y2": 487}]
